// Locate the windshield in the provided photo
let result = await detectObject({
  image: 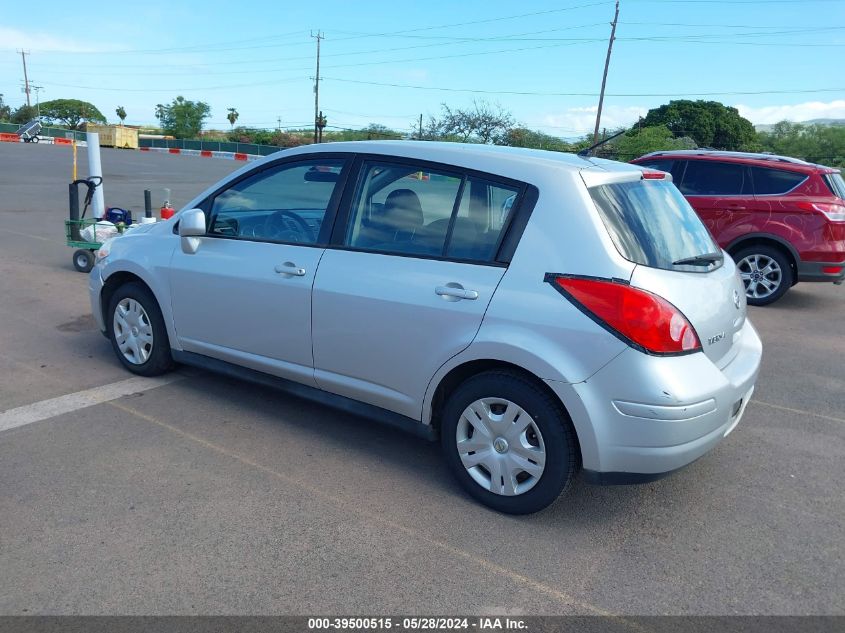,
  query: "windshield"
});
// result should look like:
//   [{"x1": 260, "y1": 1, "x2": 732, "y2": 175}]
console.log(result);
[{"x1": 590, "y1": 179, "x2": 721, "y2": 272}]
